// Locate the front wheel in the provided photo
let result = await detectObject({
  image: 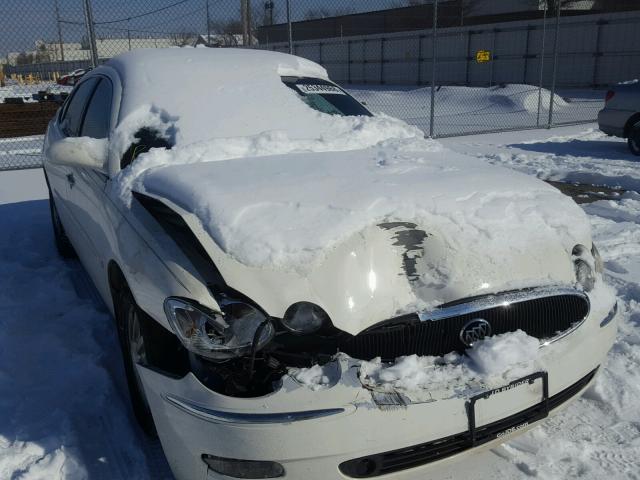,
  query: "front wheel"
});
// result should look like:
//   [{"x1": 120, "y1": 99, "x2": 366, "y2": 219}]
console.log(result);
[
  {"x1": 628, "y1": 123, "x2": 640, "y2": 156},
  {"x1": 116, "y1": 289, "x2": 157, "y2": 437}
]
